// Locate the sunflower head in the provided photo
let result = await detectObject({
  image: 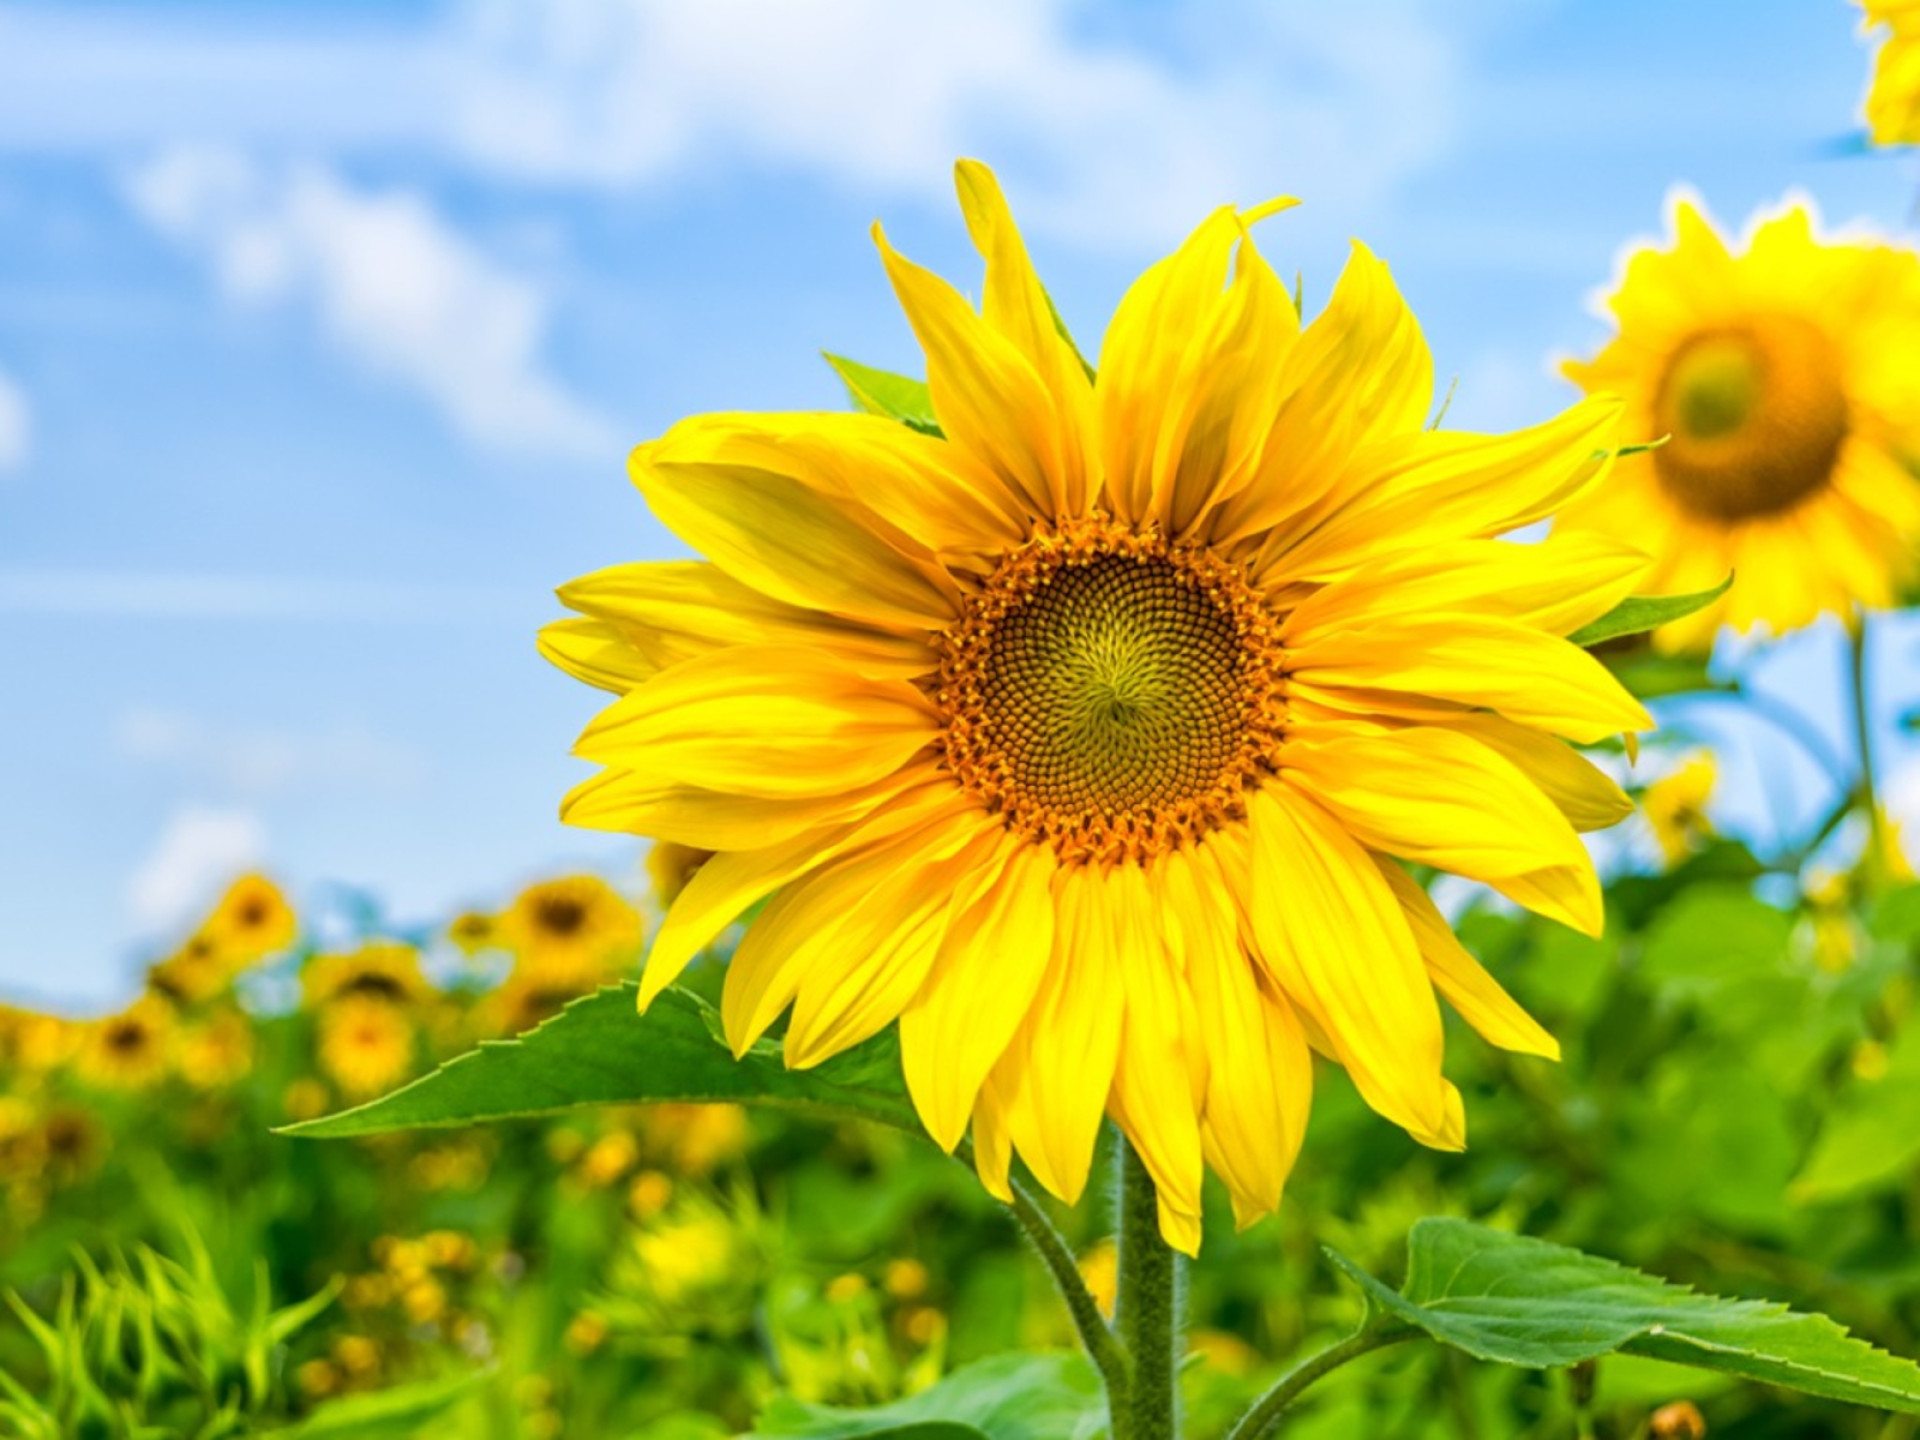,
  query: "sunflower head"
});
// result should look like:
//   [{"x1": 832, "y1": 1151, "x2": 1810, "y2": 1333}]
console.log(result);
[
  {"x1": 203, "y1": 873, "x2": 298, "y2": 962},
  {"x1": 1561, "y1": 194, "x2": 1920, "y2": 650},
  {"x1": 502, "y1": 875, "x2": 644, "y2": 983},
  {"x1": 302, "y1": 942, "x2": 435, "y2": 1011},
  {"x1": 547, "y1": 160, "x2": 1651, "y2": 1252},
  {"x1": 77, "y1": 995, "x2": 177, "y2": 1092},
  {"x1": 318, "y1": 995, "x2": 417, "y2": 1100},
  {"x1": 147, "y1": 931, "x2": 233, "y2": 1006},
  {"x1": 178, "y1": 1007, "x2": 256, "y2": 1090},
  {"x1": 0, "y1": 1004, "x2": 71, "y2": 1074},
  {"x1": 446, "y1": 910, "x2": 502, "y2": 956}
]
